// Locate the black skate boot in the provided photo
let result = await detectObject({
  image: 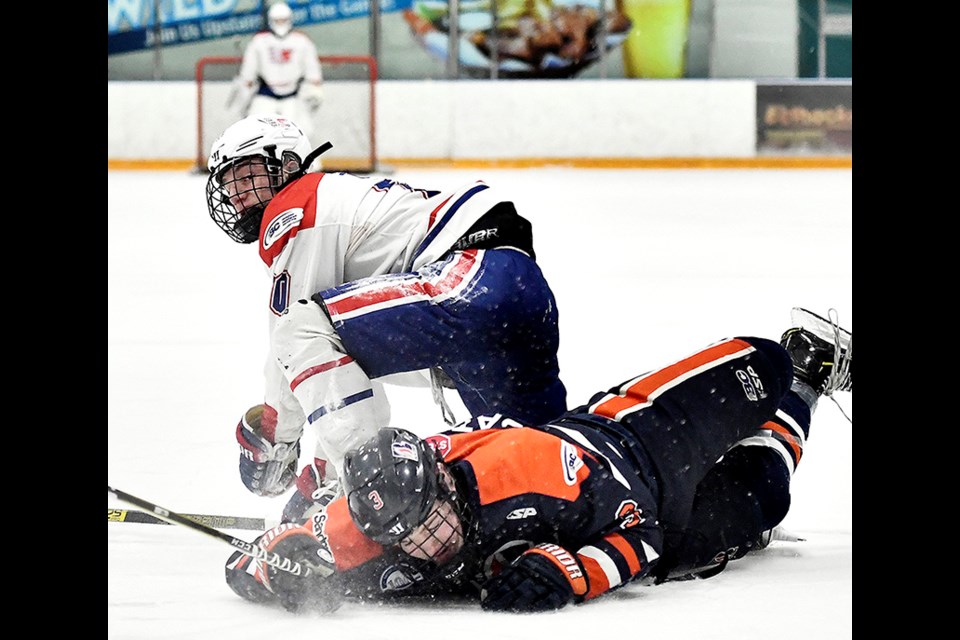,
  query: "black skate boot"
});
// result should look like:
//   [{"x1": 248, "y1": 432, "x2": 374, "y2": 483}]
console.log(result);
[{"x1": 780, "y1": 307, "x2": 852, "y2": 396}]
